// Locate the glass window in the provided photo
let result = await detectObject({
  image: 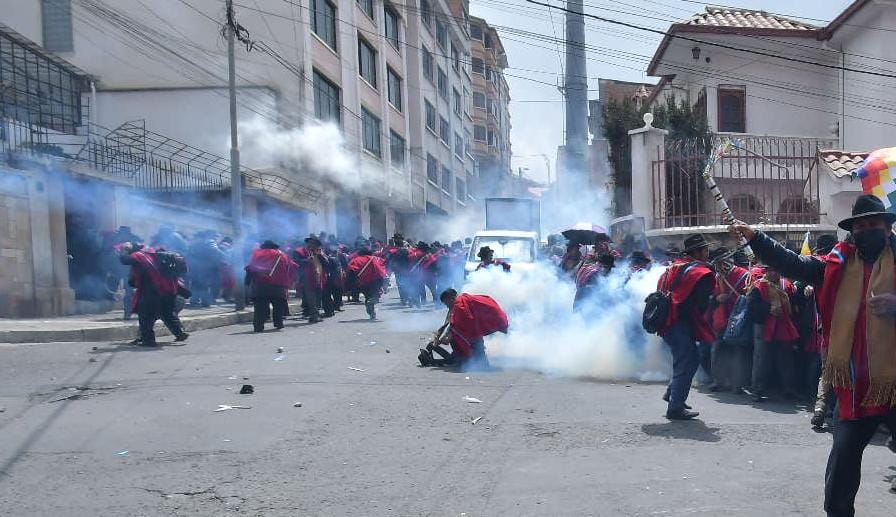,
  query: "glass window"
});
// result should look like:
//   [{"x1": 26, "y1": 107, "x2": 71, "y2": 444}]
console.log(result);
[
  {"x1": 487, "y1": 129, "x2": 496, "y2": 146},
  {"x1": 484, "y1": 33, "x2": 493, "y2": 49},
  {"x1": 313, "y1": 70, "x2": 341, "y2": 124},
  {"x1": 357, "y1": 0, "x2": 374, "y2": 19},
  {"x1": 384, "y1": 5, "x2": 400, "y2": 50},
  {"x1": 361, "y1": 108, "x2": 382, "y2": 157},
  {"x1": 437, "y1": 67, "x2": 448, "y2": 100},
  {"x1": 425, "y1": 101, "x2": 436, "y2": 131},
  {"x1": 390, "y1": 131, "x2": 405, "y2": 167},
  {"x1": 451, "y1": 44, "x2": 460, "y2": 71},
  {"x1": 42, "y1": 0, "x2": 73, "y2": 52},
  {"x1": 454, "y1": 132, "x2": 463, "y2": 157},
  {"x1": 470, "y1": 23, "x2": 483, "y2": 41},
  {"x1": 358, "y1": 37, "x2": 377, "y2": 87},
  {"x1": 441, "y1": 166, "x2": 452, "y2": 193},
  {"x1": 422, "y1": 45, "x2": 434, "y2": 83},
  {"x1": 421, "y1": 0, "x2": 432, "y2": 29},
  {"x1": 473, "y1": 91, "x2": 486, "y2": 109},
  {"x1": 427, "y1": 154, "x2": 439, "y2": 183},
  {"x1": 439, "y1": 116, "x2": 450, "y2": 145},
  {"x1": 311, "y1": 0, "x2": 337, "y2": 51},
  {"x1": 463, "y1": 87, "x2": 471, "y2": 115},
  {"x1": 718, "y1": 86, "x2": 746, "y2": 133},
  {"x1": 436, "y1": 20, "x2": 447, "y2": 49},
  {"x1": 456, "y1": 178, "x2": 465, "y2": 200},
  {"x1": 474, "y1": 125, "x2": 486, "y2": 142},
  {"x1": 467, "y1": 236, "x2": 536, "y2": 263},
  {"x1": 472, "y1": 57, "x2": 484, "y2": 74},
  {"x1": 387, "y1": 67, "x2": 402, "y2": 111}
]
